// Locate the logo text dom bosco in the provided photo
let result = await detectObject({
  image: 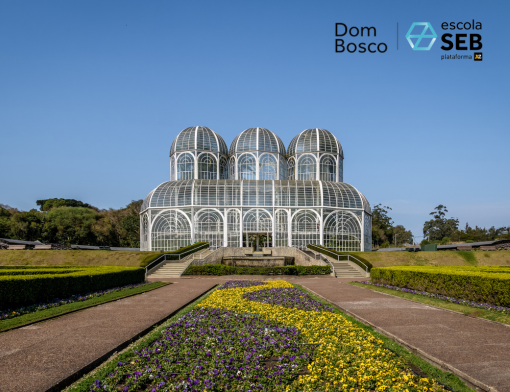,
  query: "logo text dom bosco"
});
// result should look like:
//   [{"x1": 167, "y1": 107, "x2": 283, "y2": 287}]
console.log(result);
[{"x1": 335, "y1": 23, "x2": 387, "y2": 53}]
